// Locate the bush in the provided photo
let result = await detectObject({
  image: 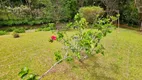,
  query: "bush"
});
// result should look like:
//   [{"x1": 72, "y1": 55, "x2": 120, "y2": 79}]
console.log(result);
[
  {"x1": 36, "y1": 27, "x2": 50, "y2": 31},
  {"x1": 12, "y1": 32, "x2": 20, "y2": 38},
  {"x1": 48, "y1": 23, "x2": 56, "y2": 30},
  {"x1": 79, "y1": 6, "x2": 104, "y2": 24},
  {"x1": 0, "y1": 18, "x2": 54, "y2": 27},
  {"x1": 36, "y1": 23, "x2": 56, "y2": 31},
  {"x1": 13, "y1": 27, "x2": 25, "y2": 33},
  {"x1": 6, "y1": 27, "x2": 16, "y2": 32},
  {"x1": 42, "y1": 27, "x2": 51, "y2": 31},
  {"x1": 64, "y1": 22, "x2": 73, "y2": 30},
  {"x1": 119, "y1": 0, "x2": 139, "y2": 26},
  {"x1": 27, "y1": 21, "x2": 34, "y2": 26},
  {"x1": 7, "y1": 20, "x2": 14, "y2": 26},
  {"x1": 0, "y1": 31, "x2": 7, "y2": 35},
  {"x1": 36, "y1": 28, "x2": 42, "y2": 31},
  {"x1": 34, "y1": 20, "x2": 43, "y2": 25},
  {"x1": 41, "y1": 24, "x2": 48, "y2": 28}
]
